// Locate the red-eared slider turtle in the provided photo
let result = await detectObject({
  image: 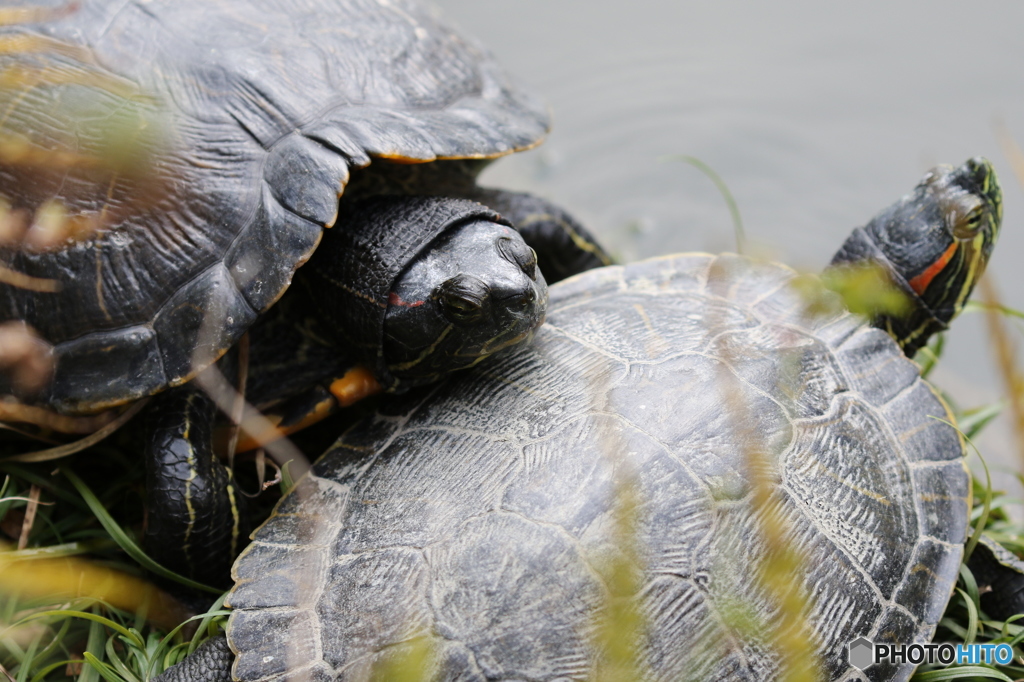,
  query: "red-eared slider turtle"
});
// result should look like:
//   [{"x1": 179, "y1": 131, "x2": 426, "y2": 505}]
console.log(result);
[
  {"x1": 0, "y1": 0, "x2": 609, "y2": 585},
  {"x1": 156, "y1": 158, "x2": 1001, "y2": 682}
]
